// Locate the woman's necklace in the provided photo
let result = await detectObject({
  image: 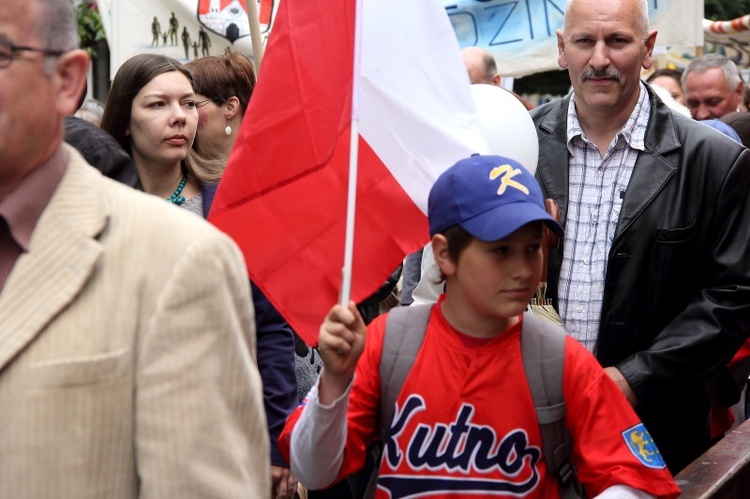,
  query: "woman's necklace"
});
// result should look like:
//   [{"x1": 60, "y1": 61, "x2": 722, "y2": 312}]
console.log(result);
[{"x1": 166, "y1": 171, "x2": 188, "y2": 205}]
